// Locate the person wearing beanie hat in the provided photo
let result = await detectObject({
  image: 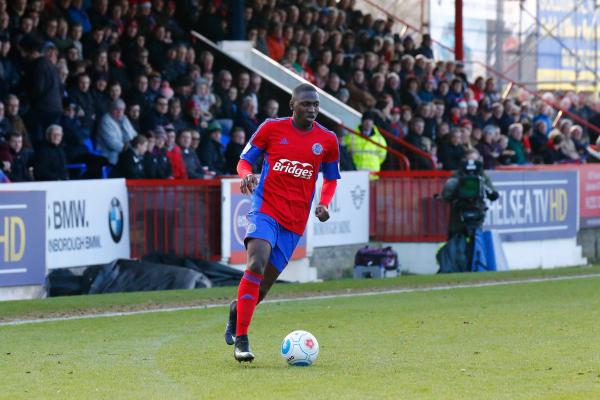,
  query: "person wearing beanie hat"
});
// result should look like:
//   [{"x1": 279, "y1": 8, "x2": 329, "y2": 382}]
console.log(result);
[{"x1": 199, "y1": 121, "x2": 225, "y2": 175}]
